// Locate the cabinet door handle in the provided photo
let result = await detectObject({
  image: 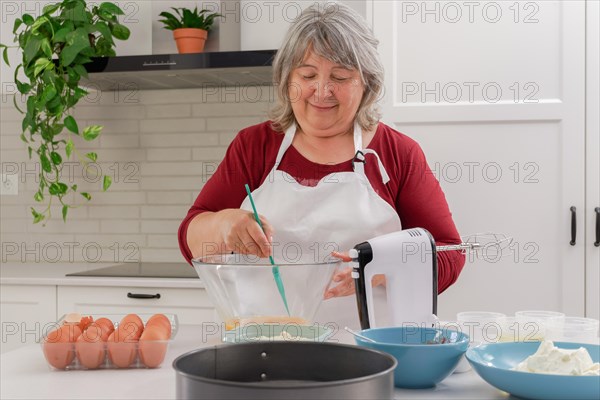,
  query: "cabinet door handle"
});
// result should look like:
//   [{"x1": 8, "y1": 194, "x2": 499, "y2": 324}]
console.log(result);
[
  {"x1": 595, "y1": 207, "x2": 600, "y2": 247},
  {"x1": 570, "y1": 206, "x2": 577, "y2": 246},
  {"x1": 127, "y1": 292, "x2": 161, "y2": 299}
]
